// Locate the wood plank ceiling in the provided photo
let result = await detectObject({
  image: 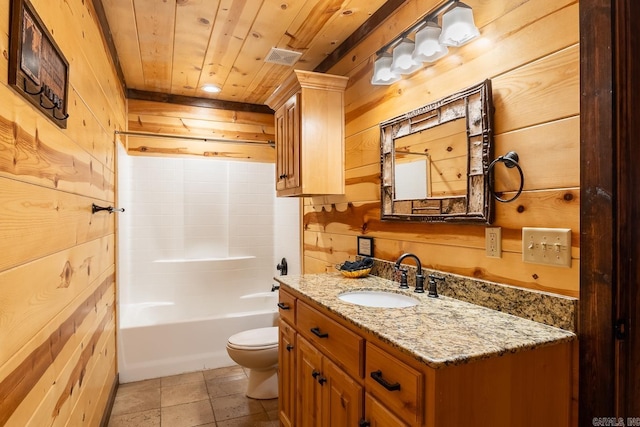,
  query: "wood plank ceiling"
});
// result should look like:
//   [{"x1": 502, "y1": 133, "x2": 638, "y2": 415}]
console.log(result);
[{"x1": 99, "y1": 0, "x2": 390, "y2": 106}]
